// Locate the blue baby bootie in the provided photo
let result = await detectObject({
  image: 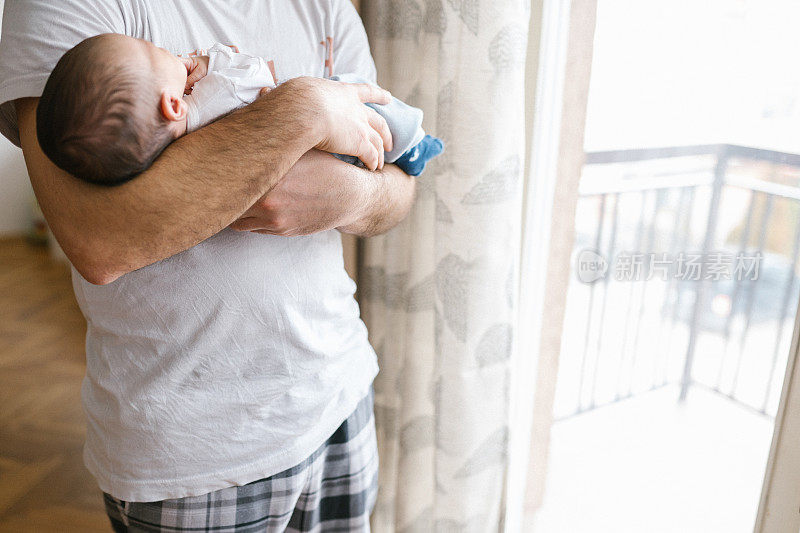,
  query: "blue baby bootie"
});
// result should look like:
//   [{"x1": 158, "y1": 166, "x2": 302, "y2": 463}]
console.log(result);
[{"x1": 395, "y1": 135, "x2": 444, "y2": 176}]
